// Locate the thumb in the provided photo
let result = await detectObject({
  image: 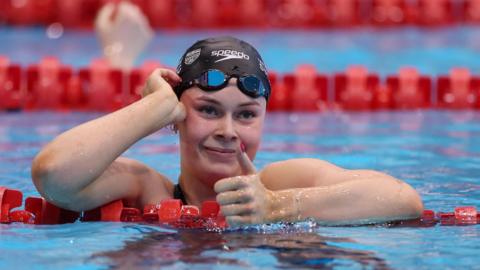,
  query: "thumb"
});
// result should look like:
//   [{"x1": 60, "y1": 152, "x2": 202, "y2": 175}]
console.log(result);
[{"x1": 237, "y1": 142, "x2": 256, "y2": 175}]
